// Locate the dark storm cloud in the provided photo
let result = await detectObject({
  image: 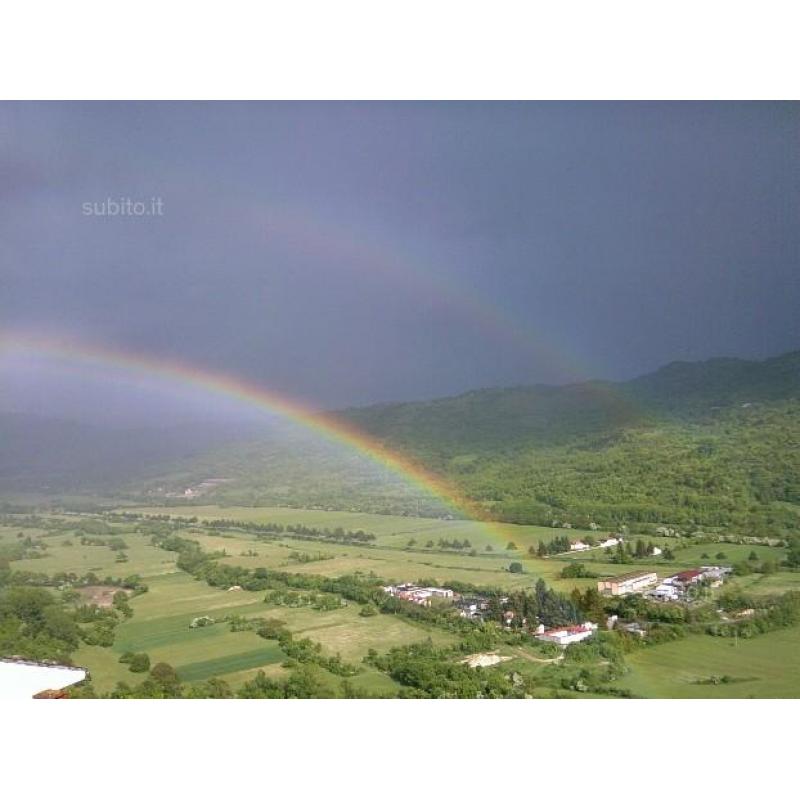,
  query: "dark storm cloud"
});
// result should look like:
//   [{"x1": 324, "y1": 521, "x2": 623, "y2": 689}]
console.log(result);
[{"x1": 0, "y1": 101, "x2": 798, "y2": 419}]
